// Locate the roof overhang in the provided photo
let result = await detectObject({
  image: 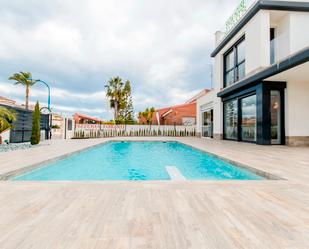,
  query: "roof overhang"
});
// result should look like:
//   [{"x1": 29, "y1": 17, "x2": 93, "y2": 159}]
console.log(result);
[
  {"x1": 211, "y1": 0, "x2": 309, "y2": 58},
  {"x1": 162, "y1": 109, "x2": 173, "y2": 118},
  {"x1": 217, "y1": 47, "x2": 309, "y2": 98}
]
